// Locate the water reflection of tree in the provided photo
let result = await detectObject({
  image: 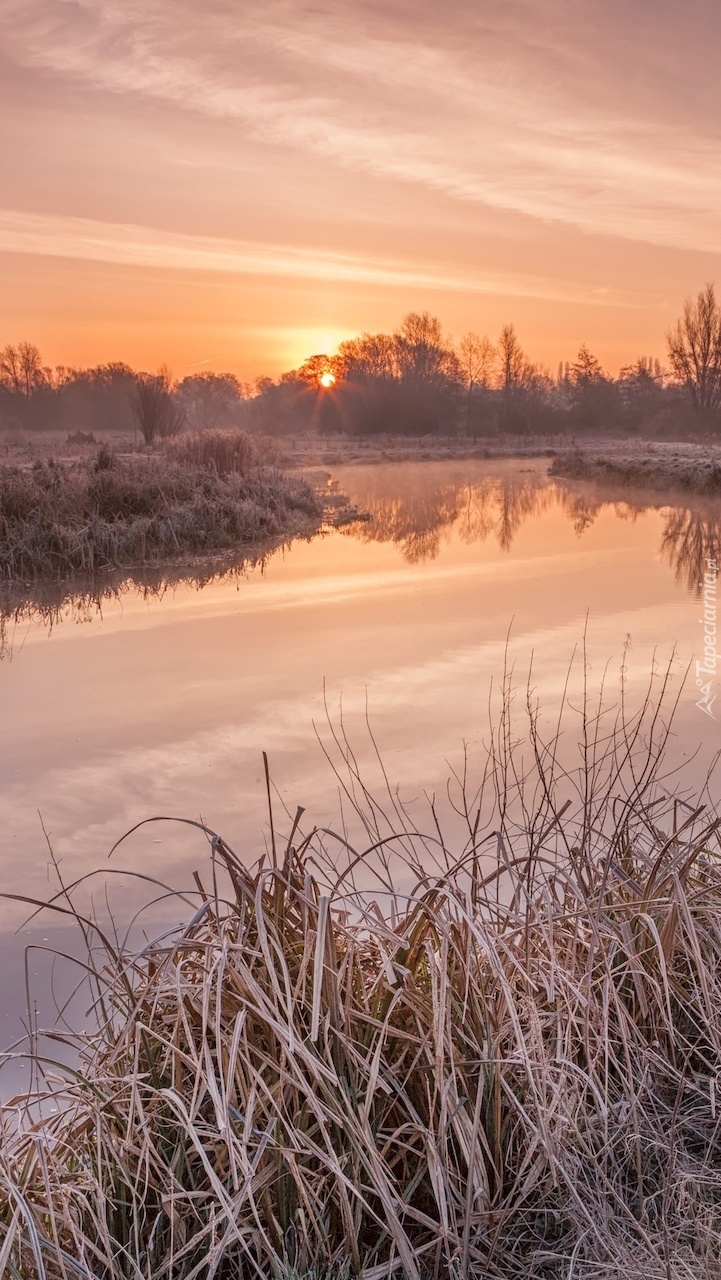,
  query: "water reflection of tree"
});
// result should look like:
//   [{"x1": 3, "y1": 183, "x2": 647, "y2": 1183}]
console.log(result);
[
  {"x1": 552, "y1": 488, "x2": 650, "y2": 537},
  {"x1": 455, "y1": 480, "x2": 496, "y2": 545},
  {"x1": 354, "y1": 489, "x2": 460, "y2": 564},
  {"x1": 554, "y1": 483, "x2": 721, "y2": 597},
  {"x1": 494, "y1": 481, "x2": 552, "y2": 551},
  {"x1": 554, "y1": 489, "x2": 603, "y2": 535},
  {"x1": 660, "y1": 508, "x2": 721, "y2": 594},
  {"x1": 340, "y1": 472, "x2": 553, "y2": 562},
  {"x1": 339, "y1": 467, "x2": 721, "y2": 599}
]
